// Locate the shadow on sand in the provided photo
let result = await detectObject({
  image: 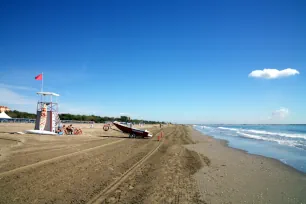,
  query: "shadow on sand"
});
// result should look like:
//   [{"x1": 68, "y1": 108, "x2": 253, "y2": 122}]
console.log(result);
[
  {"x1": 98, "y1": 135, "x2": 151, "y2": 140},
  {"x1": 0, "y1": 131, "x2": 16, "y2": 134},
  {"x1": 99, "y1": 135, "x2": 128, "y2": 139}
]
